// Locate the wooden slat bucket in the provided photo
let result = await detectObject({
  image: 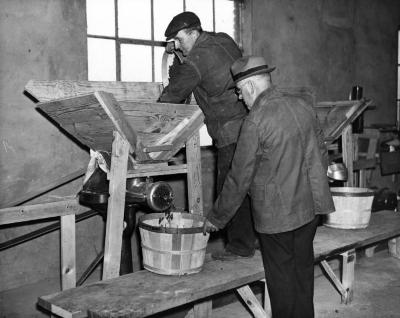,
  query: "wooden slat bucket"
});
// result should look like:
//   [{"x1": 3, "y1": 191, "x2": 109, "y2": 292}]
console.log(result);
[
  {"x1": 324, "y1": 187, "x2": 375, "y2": 229},
  {"x1": 138, "y1": 212, "x2": 210, "y2": 275}
]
